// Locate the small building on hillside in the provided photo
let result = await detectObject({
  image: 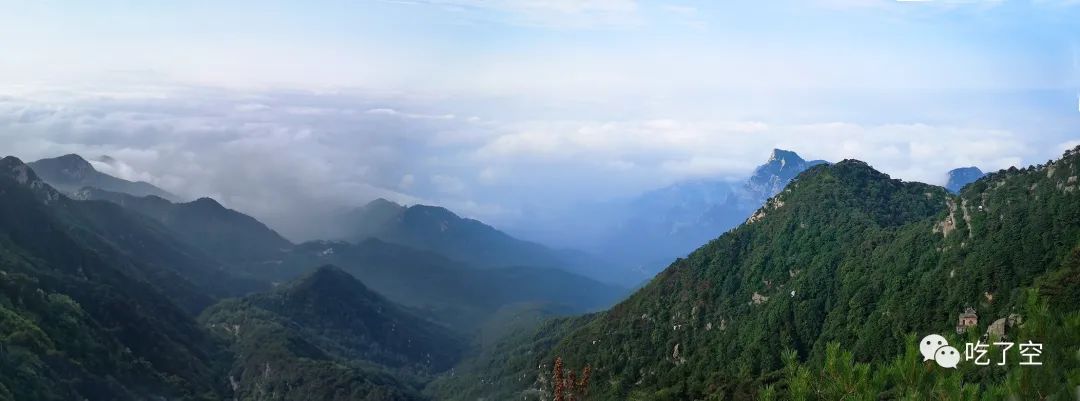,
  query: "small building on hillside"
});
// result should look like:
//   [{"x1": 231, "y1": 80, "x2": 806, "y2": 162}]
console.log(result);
[{"x1": 956, "y1": 307, "x2": 978, "y2": 334}]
